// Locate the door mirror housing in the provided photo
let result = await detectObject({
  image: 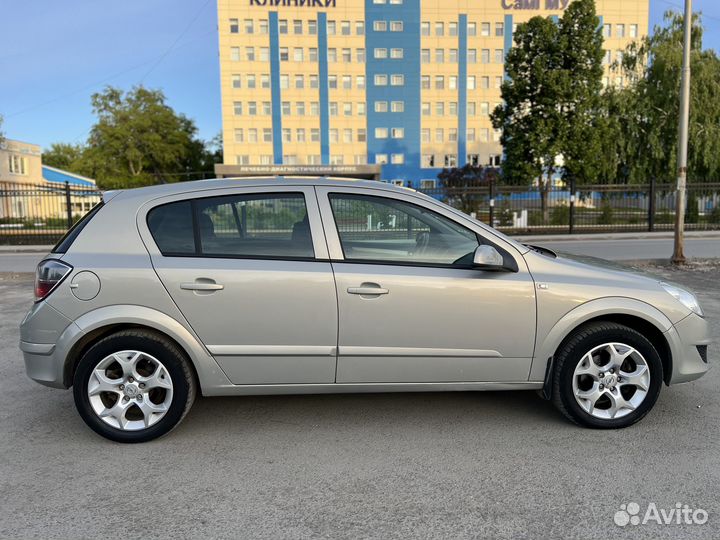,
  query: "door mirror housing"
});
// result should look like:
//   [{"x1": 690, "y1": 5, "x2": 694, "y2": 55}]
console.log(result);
[{"x1": 473, "y1": 245, "x2": 505, "y2": 270}]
